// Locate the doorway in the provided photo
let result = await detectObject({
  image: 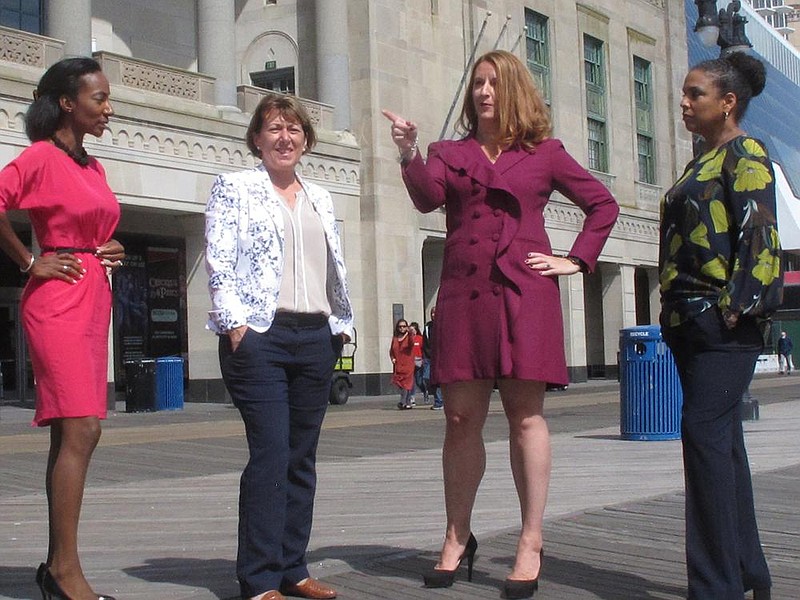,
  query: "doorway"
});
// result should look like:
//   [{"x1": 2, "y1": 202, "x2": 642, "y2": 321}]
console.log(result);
[{"x1": 0, "y1": 300, "x2": 31, "y2": 404}]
